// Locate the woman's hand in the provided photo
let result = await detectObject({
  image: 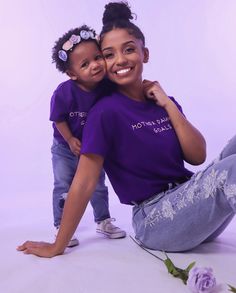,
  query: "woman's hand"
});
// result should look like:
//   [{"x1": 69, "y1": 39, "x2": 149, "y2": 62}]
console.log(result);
[
  {"x1": 17, "y1": 154, "x2": 104, "y2": 258},
  {"x1": 17, "y1": 241, "x2": 63, "y2": 258},
  {"x1": 143, "y1": 79, "x2": 170, "y2": 108},
  {"x1": 143, "y1": 79, "x2": 206, "y2": 165}
]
